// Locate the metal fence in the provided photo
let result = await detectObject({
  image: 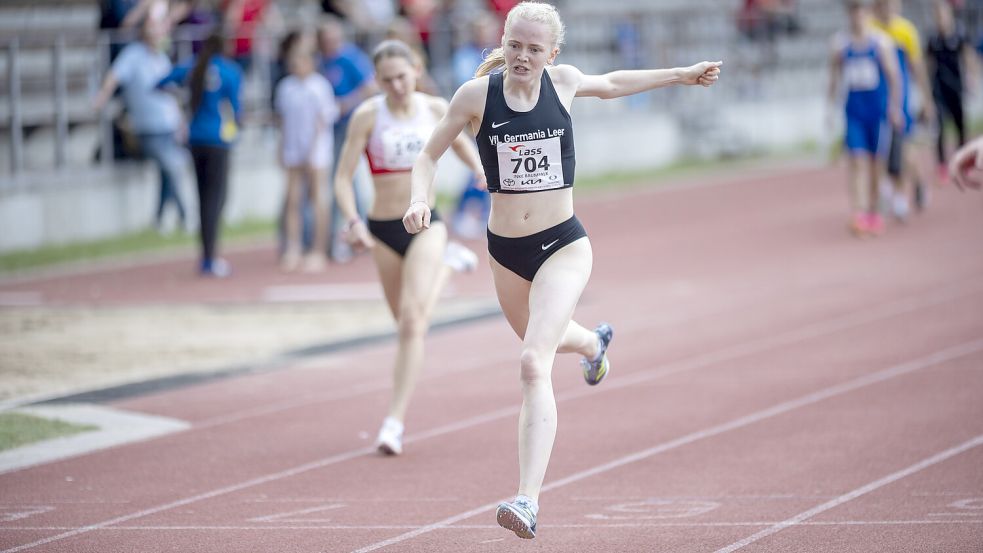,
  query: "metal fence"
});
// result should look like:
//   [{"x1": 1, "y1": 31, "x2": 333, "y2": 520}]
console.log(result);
[{"x1": 3, "y1": 1, "x2": 981, "y2": 180}]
